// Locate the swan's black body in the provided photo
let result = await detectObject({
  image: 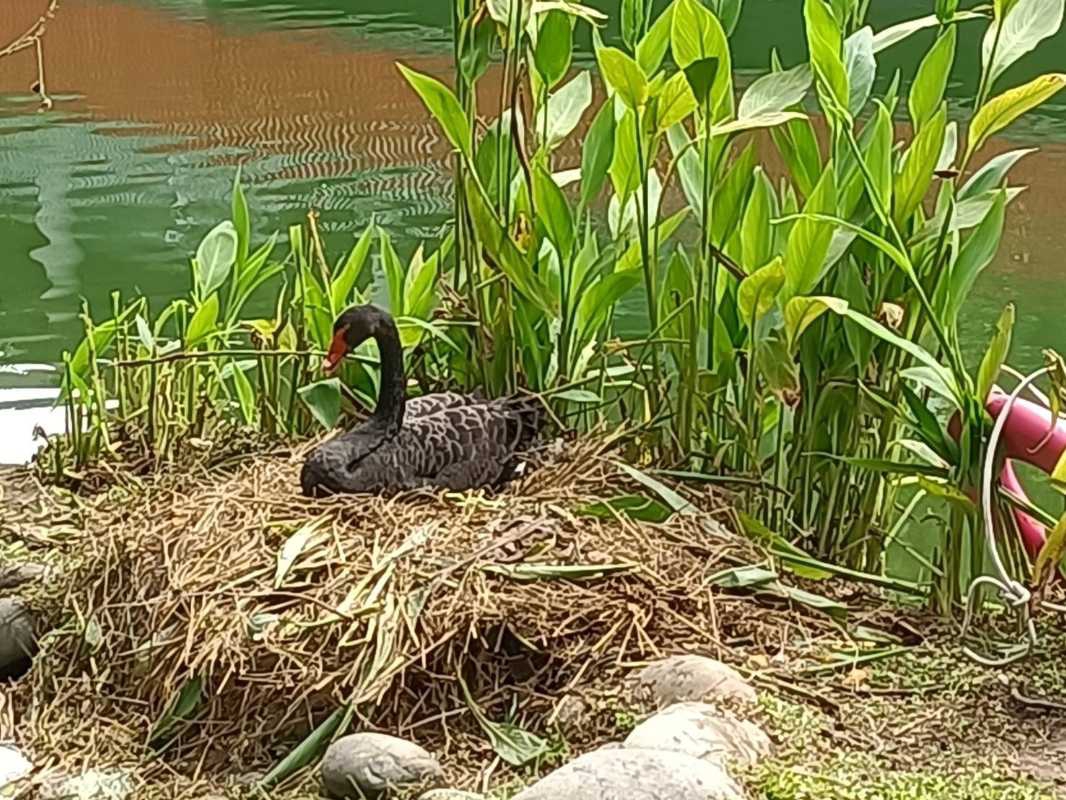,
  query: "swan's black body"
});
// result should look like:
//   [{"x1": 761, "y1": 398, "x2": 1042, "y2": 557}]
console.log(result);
[{"x1": 300, "y1": 305, "x2": 543, "y2": 497}]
